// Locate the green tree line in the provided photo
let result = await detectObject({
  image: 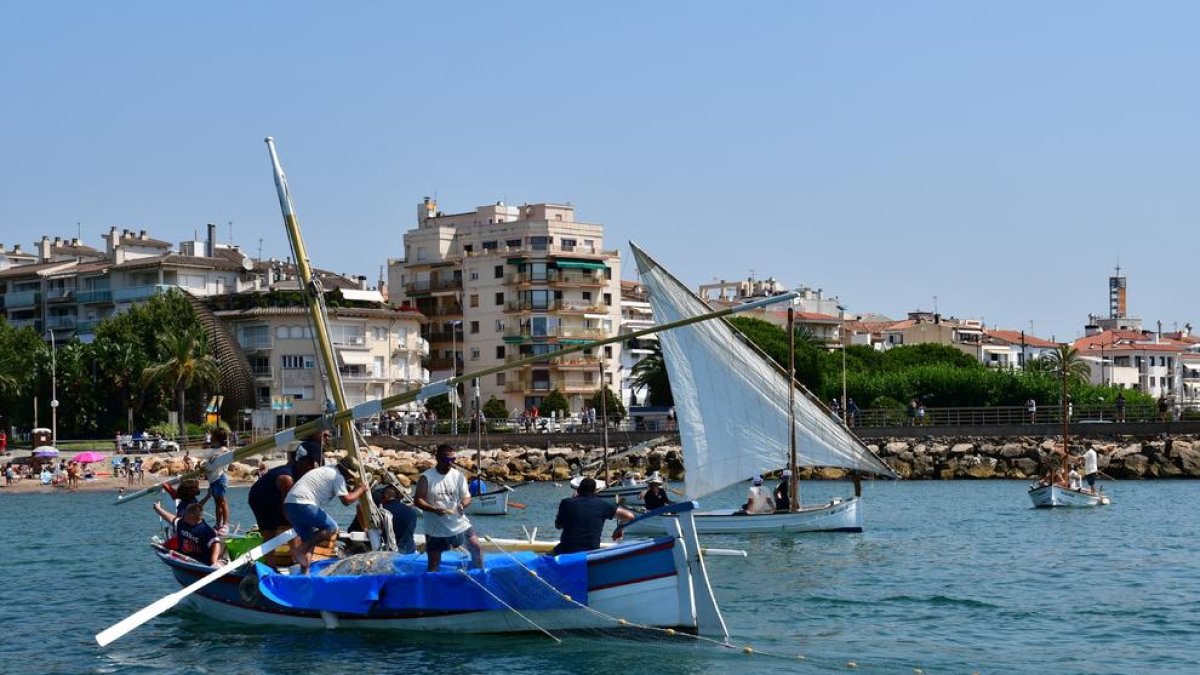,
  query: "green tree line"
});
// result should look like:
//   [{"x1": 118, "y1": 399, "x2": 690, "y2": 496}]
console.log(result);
[
  {"x1": 633, "y1": 317, "x2": 1156, "y2": 410},
  {"x1": 0, "y1": 291, "x2": 219, "y2": 439}
]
